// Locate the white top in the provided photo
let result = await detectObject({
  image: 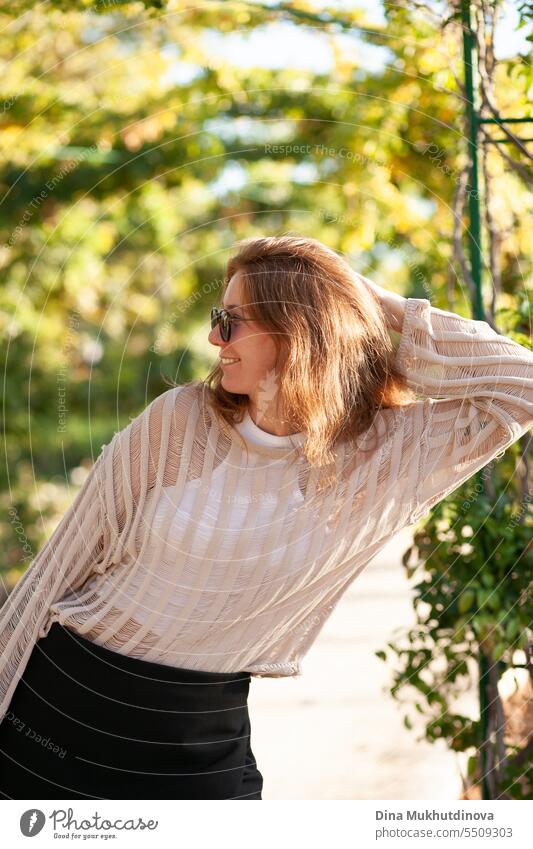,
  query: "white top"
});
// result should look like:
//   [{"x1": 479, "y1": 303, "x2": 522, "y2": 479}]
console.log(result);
[
  {"x1": 1, "y1": 296, "x2": 532, "y2": 723},
  {"x1": 234, "y1": 410, "x2": 306, "y2": 448}
]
